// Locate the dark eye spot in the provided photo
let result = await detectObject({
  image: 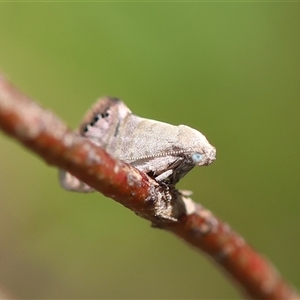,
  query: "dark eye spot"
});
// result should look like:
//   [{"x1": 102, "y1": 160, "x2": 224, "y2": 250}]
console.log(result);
[
  {"x1": 101, "y1": 111, "x2": 109, "y2": 118},
  {"x1": 83, "y1": 126, "x2": 88, "y2": 132},
  {"x1": 89, "y1": 115, "x2": 100, "y2": 127}
]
